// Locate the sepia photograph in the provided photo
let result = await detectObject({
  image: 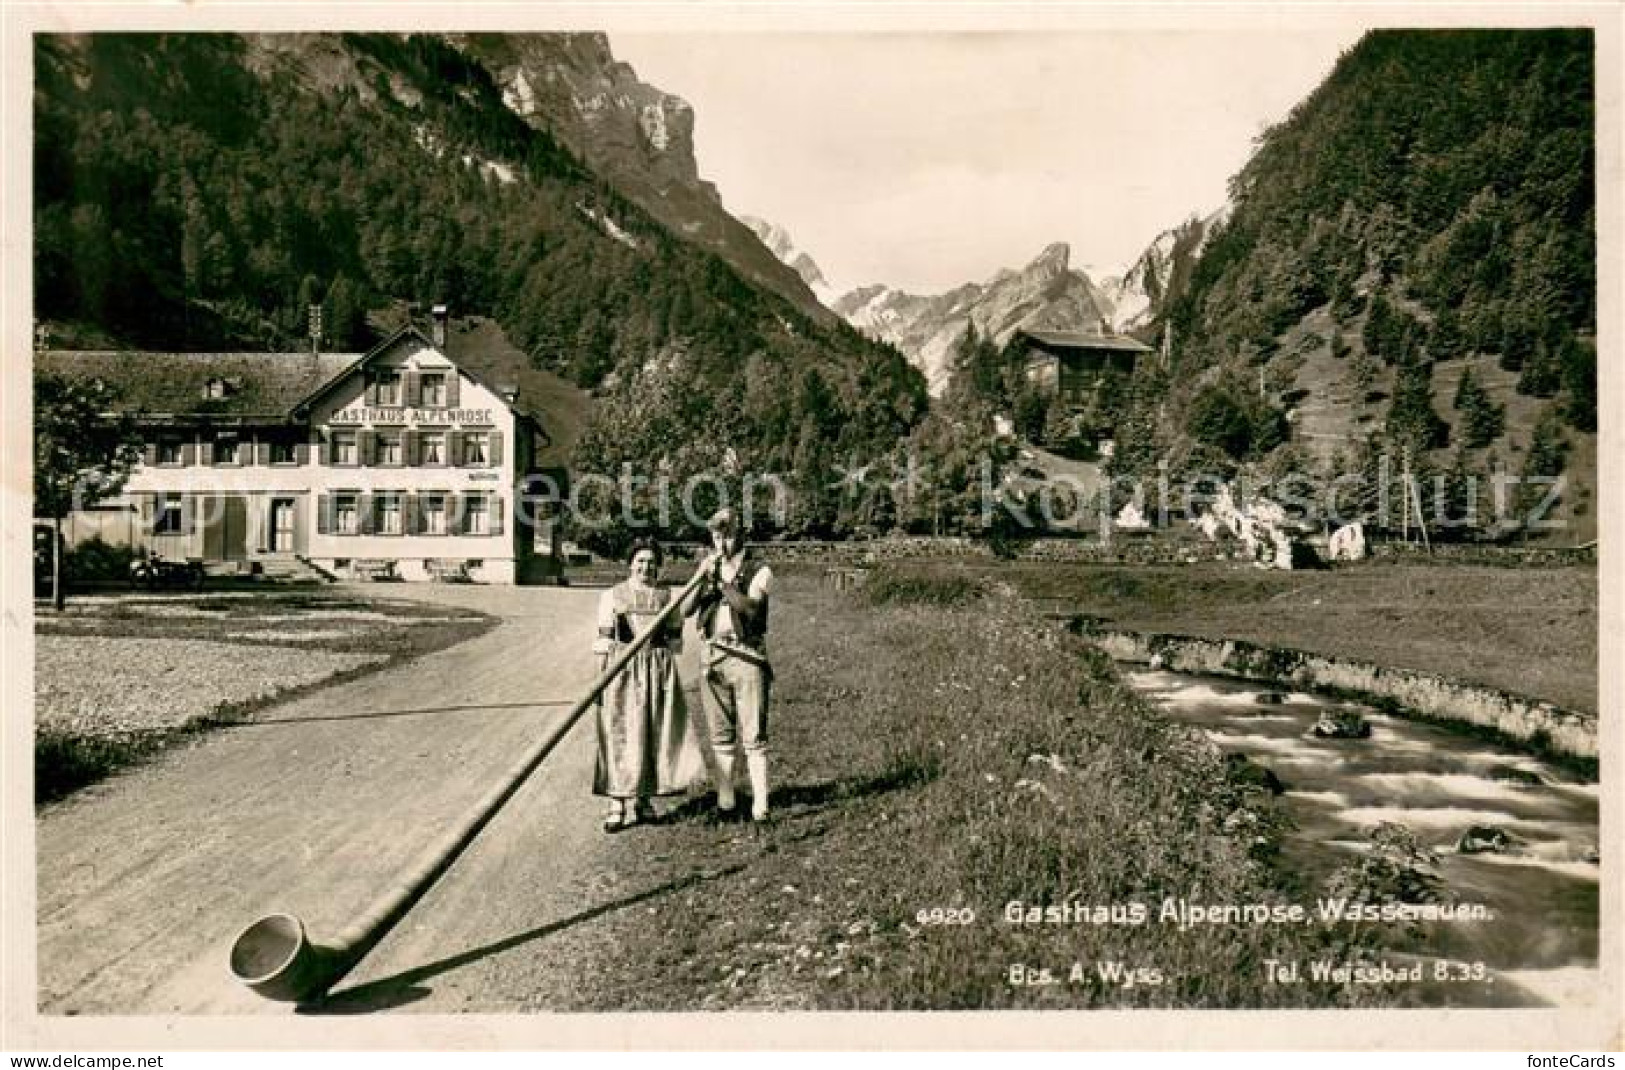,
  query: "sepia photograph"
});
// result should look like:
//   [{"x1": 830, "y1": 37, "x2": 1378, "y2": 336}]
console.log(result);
[{"x1": 2, "y1": 0, "x2": 1618, "y2": 1053}]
